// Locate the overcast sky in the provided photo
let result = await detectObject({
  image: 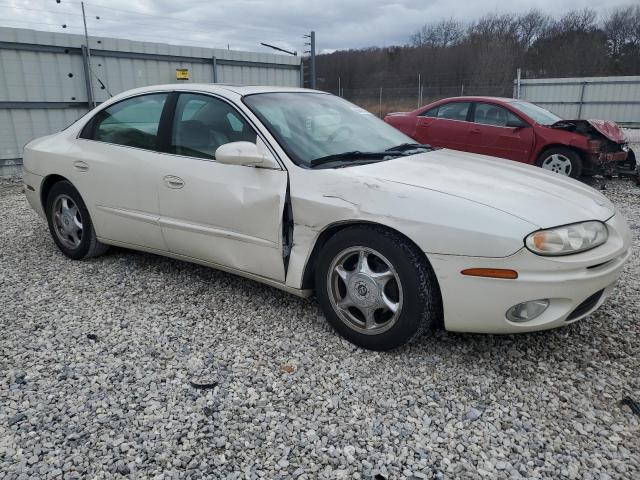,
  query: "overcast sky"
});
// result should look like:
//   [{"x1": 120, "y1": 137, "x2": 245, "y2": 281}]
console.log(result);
[{"x1": 0, "y1": 0, "x2": 634, "y2": 55}]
